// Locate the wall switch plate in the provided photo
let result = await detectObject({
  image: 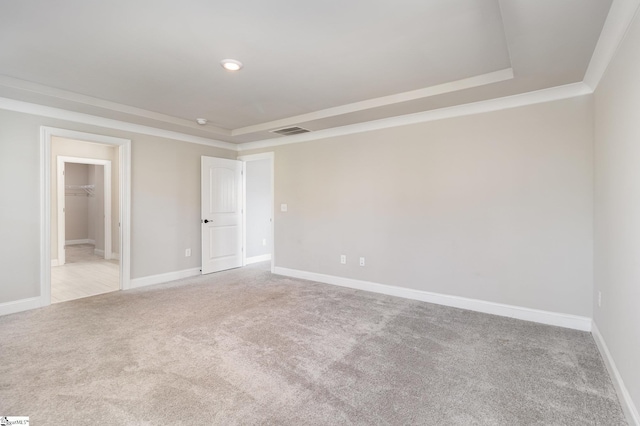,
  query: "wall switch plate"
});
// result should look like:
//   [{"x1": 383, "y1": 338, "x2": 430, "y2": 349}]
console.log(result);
[
  {"x1": 185, "y1": 248, "x2": 191, "y2": 257},
  {"x1": 340, "y1": 255, "x2": 346, "y2": 264},
  {"x1": 280, "y1": 204, "x2": 288, "y2": 212},
  {"x1": 262, "y1": 238, "x2": 267, "y2": 246},
  {"x1": 359, "y1": 257, "x2": 365, "y2": 266}
]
